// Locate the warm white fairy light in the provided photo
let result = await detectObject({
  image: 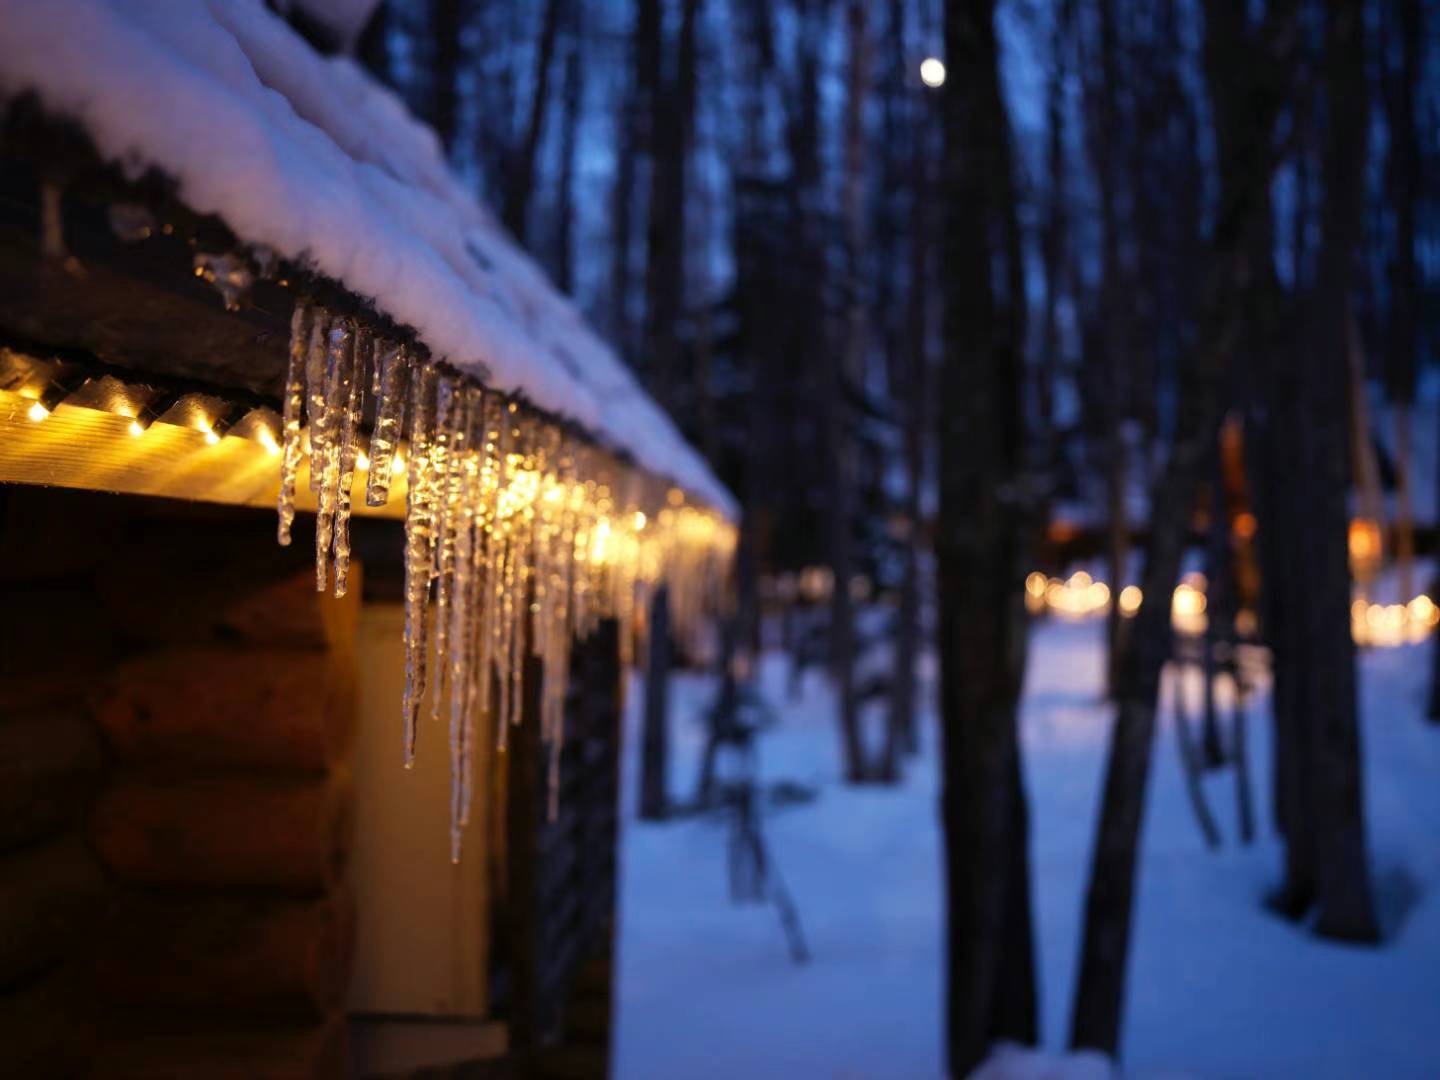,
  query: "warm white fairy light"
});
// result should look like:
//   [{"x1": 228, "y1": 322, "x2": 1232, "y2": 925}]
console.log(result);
[
  {"x1": 27, "y1": 400, "x2": 50, "y2": 422},
  {"x1": 920, "y1": 57, "x2": 946, "y2": 88}
]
